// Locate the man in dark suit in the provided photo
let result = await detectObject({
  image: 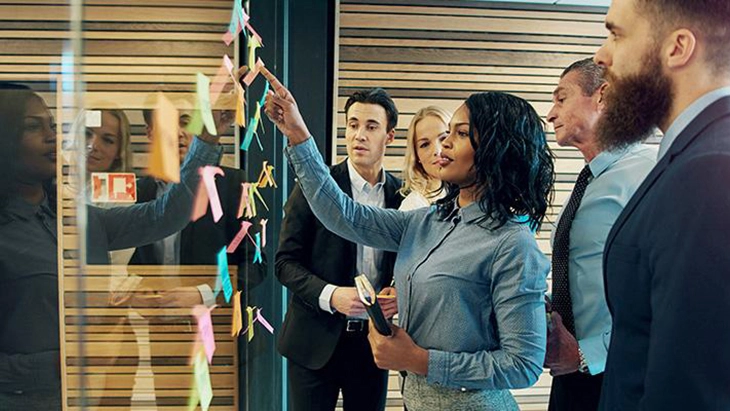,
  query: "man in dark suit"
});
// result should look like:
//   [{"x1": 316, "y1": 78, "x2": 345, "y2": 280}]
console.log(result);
[
  {"x1": 129, "y1": 109, "x2": 265, "y2": 304},
  {"x1": 593, "y1": 0, "x2": 730, "y2": 409},
  {"x1": 276, "y1": 88, "x2": 402, "y2": 411}
]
